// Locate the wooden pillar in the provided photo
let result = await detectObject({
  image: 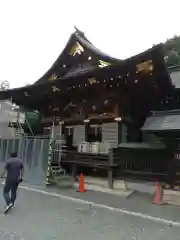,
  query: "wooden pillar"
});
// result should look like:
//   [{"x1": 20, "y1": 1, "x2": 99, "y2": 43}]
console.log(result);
[
  {"x1": 59, "y1": 122, "x2": 63, "y2": 137},
  {"x1": 73, "y1": 125, "x2": 86, "y2": 146},
  {"x1": 72, "y1": 163, "x2": 78, "y2": 181},
  {"x1": 166, "y1": 136, "x2": 176, "y2": 188},
  {"x1": 121, "y1": 123, "x2": 128, "y2": 143},
  {"x1": 108, "y1": 148, "x2": 114, "y2": 189}
]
